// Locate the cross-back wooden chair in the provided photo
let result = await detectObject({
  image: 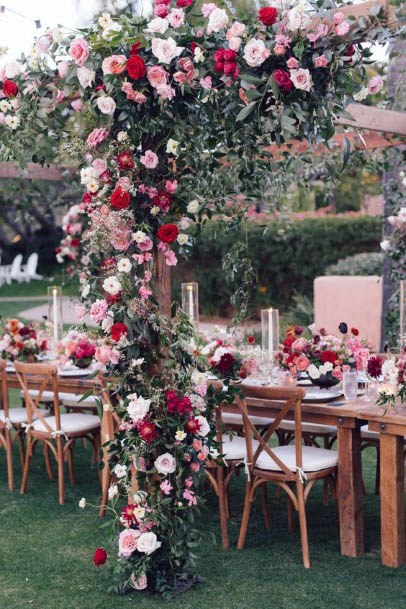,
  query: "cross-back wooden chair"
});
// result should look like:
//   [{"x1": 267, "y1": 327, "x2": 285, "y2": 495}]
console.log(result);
[
  {"x1": 15, "y1": 362, "x2": 101, "y2": 505},
  {"x1": 0, "y1": 360, "x2": 14, "y2": 490},
  {"x1": 235, "y1": 384, "x2": 338, "y2": 568}
]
